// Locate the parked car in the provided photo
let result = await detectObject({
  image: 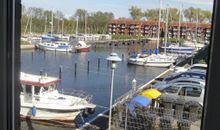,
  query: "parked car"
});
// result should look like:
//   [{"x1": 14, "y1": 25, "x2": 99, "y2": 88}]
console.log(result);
[
  {"x1": 173, "y1": 63, "x2": 207, "y2": 73},
  {"x1": 159, "y1": 82, "x2": 205, "y2": 106},
  {"x1": 153, "y1": 77, "x2": 206, "y2": 90}
]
